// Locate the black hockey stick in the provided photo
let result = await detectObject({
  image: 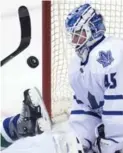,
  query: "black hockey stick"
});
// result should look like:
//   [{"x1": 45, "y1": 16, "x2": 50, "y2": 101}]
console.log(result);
[{"x1": 1, "y1": 6, "x2": 31, "y2": 66}]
